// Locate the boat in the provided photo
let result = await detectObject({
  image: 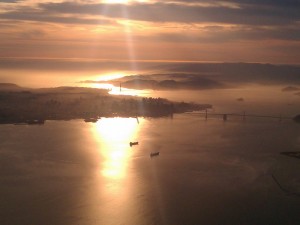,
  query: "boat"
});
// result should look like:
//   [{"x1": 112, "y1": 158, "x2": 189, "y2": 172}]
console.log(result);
[
  {"x1": 130, "y1": 141, "x2": 138, "y2": 147},
  {"x1": 150, "y1": 152, "x2": 160, "y2": 157}
]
